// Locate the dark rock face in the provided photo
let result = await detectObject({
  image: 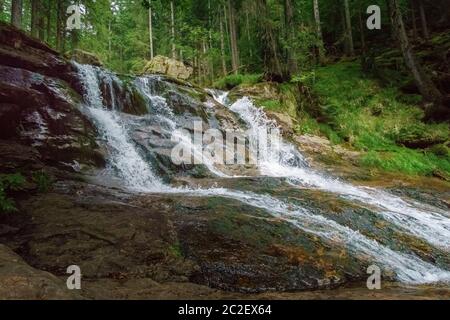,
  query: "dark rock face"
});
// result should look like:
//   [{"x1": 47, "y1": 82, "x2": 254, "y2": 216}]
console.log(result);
[{"x1": 0, "y1": 23, "x2": 105, "y2": 173}]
